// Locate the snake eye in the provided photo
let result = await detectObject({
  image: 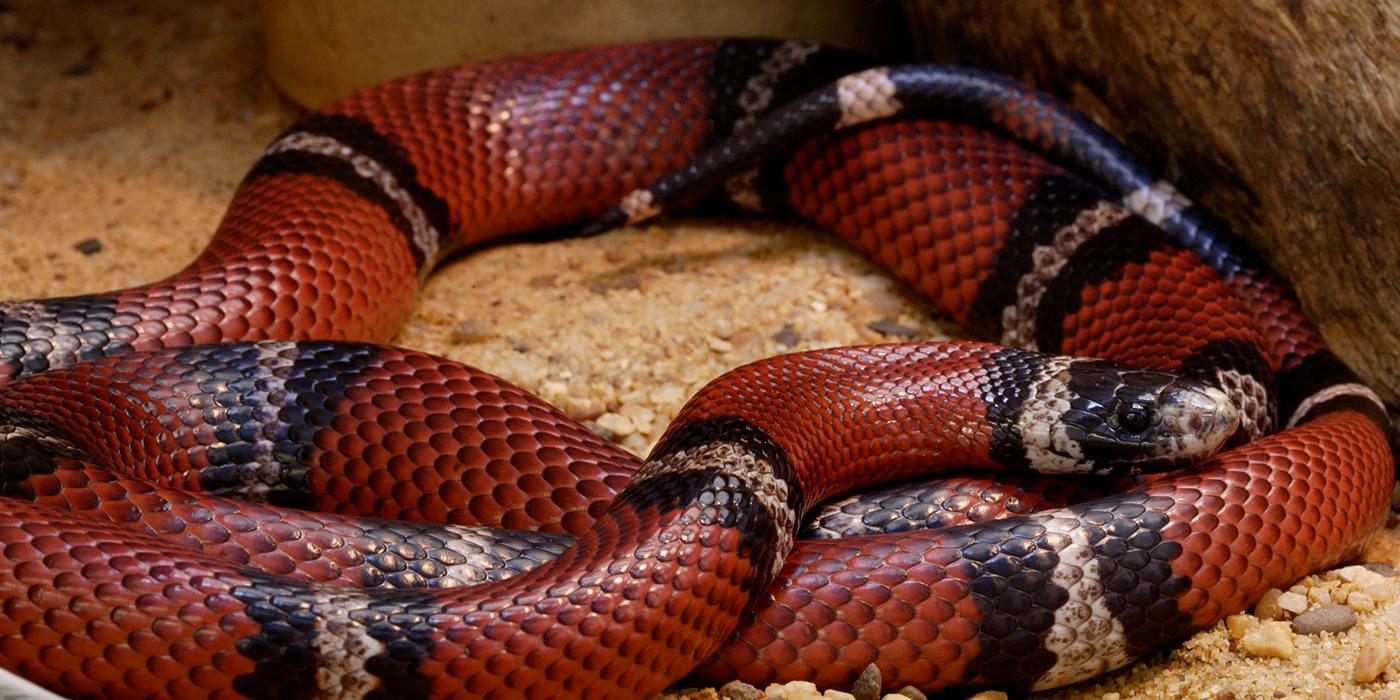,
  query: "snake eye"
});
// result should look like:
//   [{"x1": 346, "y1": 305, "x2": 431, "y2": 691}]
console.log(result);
[{"x1": 1117, "y1": 401, "x2": 1152, "y2": 434}]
